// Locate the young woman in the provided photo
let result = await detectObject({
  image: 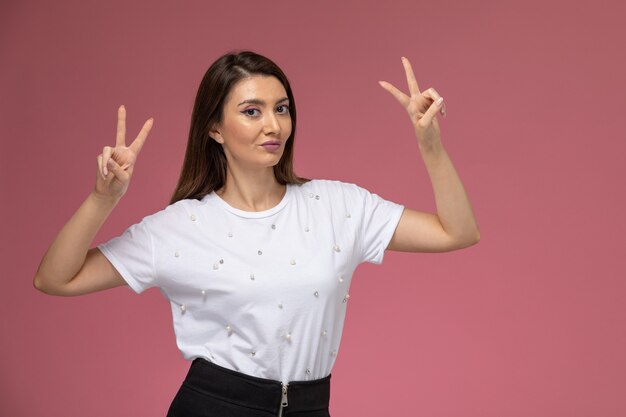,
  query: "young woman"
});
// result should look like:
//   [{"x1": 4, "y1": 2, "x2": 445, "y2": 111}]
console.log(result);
[{"x1": 34, "y1": 50, "x2": 479, "y2": 416}]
